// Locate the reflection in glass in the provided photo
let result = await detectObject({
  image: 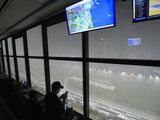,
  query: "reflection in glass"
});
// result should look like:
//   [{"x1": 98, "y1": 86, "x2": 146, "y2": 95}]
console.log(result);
[
  {"x1": 29, "y1": 59, "x2": 45, "y2": 94},
  {"x1": 47, "y1": 22, "x2": 82, "y2": 57},
  {"x1": 27, "y1": 25, "x2": 43, "y2": 56},
  {"x1": 2, "y1": 40, "x2": 6, "y2": 55},
  {"x1": 17, "y1": 58, "x2": 27, "y2": 83},
  {"x1": 7, "y1": 37, "x2": 13, "y2": 56},
  {"x1": 4, "y1": 57, "x2": 8, "y2": 75},
  {"x1": 50, "y1": 60, "x2": 83, "y2": 114},
  {"x1": 89, "y1": 63, "x2": 160, "y2": 120},
  {"x1": 10, "y1": 57, "x2": 15, "y2": 79},
  {"x1": 89, "y1": 20, "x2": 160, "y2": 60},
  {"x1": 15, "y1": 37, "x2": 24, "y2": 56}
]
